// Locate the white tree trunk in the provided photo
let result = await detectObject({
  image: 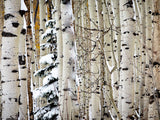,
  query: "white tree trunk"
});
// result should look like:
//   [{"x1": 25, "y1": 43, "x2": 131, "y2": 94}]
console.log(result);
[
  {"x1": 142, "y1": 0, "x2": 152, "y2": 119},
  {"x1": 0, "y1": 1, "x2": 4, "y2": 117},
  {"x1": 55, "y1": 0, "x2": 63, "y2": 118},
  {"x1": 148, "y1": 0, "x2": 160, "y2": 119},
  {"x1": 61, "y1": 1, "x2": 79, "y2": 119},
  {"x1": 88, "y1": 0, "x2": 101, "y2": 119},
  {"x1": 111, "y1": 0, "x2": 121, "y2": 118},
  {"x1": 1, "y1": 0, "x2": 21, "y2": 119},
  {"x1": 18, "y1": 16, "x2": 28, "y2": 120},
  {"x1": 120, "y1": 0, "x2": 135, "y2": 119}
]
